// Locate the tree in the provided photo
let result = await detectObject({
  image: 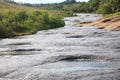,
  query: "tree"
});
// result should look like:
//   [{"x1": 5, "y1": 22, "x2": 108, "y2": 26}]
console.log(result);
[
  {"x1": 110, "y1": 0, "x2": 120, "y2": 12},
  {"x1": 87, "y1": 0, "x2": 101, "y2": 12},
  {"x1": 62, "y1": 0, "x2": 76, "y2": 4},
  {"x1": 67, "y1": 0, "x2": 76, "y2": 3},
  {"x1": 97, "y1": 0, "x2": 120, "y2": 14},
  {"x1": 97, "y1": 3, "x2": 112, "y2": 14},
  {"x1": 16, "y1": 11, "x2": 28, "y2": 23},
  {"x1": 0, "y1": 0, "x2": 17, "y2": 4},
  {"x1": 0, "y1": 13, "x2": 3, "y2": 24}
]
